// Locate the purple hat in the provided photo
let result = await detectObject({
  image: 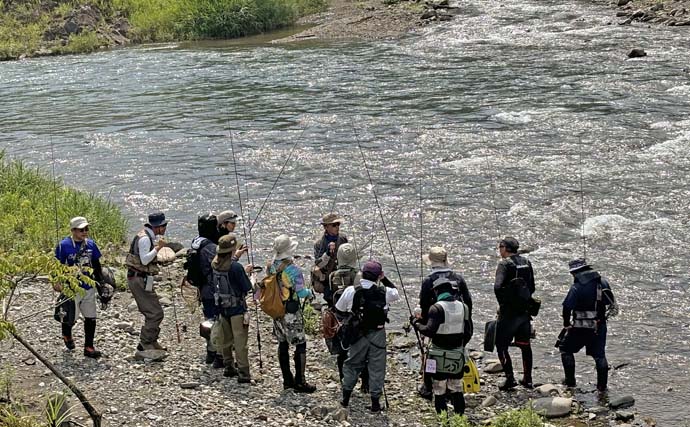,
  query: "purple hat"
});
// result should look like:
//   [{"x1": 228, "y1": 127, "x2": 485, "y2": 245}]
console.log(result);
[{"x1": 362, "y1": 260, "x2": 383, "y2": 277}]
